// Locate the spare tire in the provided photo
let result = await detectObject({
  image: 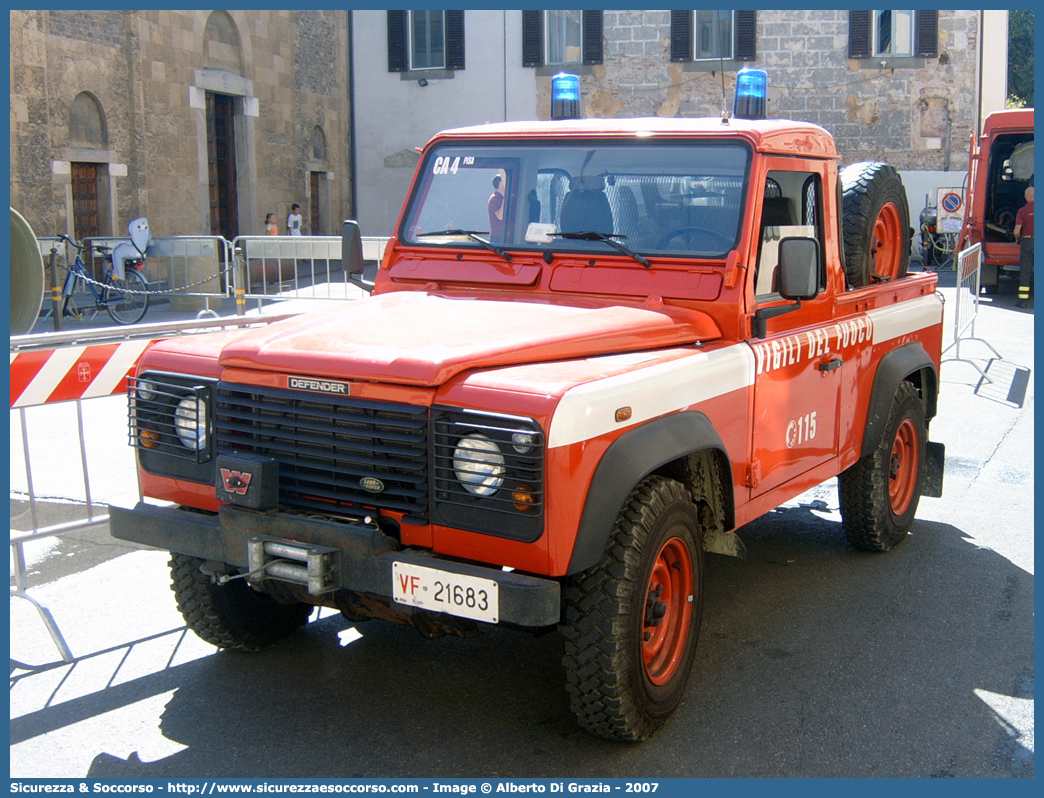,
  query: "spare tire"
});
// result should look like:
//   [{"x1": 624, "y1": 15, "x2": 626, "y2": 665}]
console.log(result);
[{"x1": 840, "y1": 162, "x2": 911, "y2": 287}]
